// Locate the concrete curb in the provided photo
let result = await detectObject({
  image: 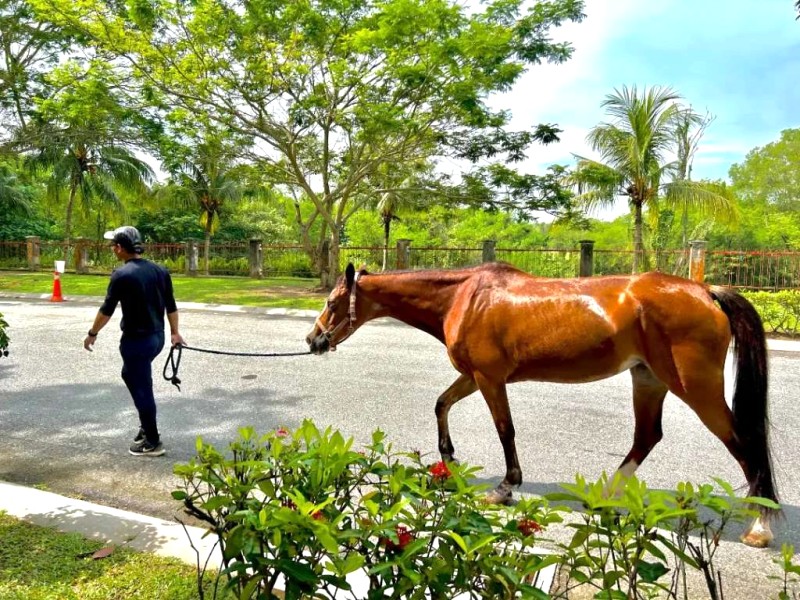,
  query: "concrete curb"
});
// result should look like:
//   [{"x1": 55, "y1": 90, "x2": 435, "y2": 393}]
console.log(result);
[{"x1": 0, "y1": 480, "x2": 221, "y2": 567}]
